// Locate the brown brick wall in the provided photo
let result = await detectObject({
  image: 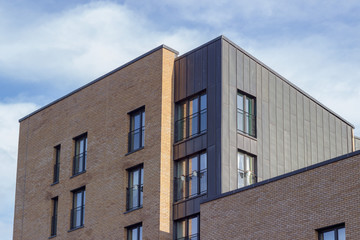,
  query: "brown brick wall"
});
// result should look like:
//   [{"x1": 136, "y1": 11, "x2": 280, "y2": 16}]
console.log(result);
[
  {"x1": 13, "y1": 47, "x2": 176, "y2": 240},
  {"x1": 201, "y1": 153, "x2": 360, "y2": 239}
]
